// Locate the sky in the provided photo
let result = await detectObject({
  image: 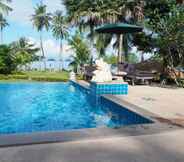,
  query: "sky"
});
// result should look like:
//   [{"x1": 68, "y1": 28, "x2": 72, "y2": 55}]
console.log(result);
[{"x1": 4, "y1": 0, "x2": 72, "y2": 60}]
